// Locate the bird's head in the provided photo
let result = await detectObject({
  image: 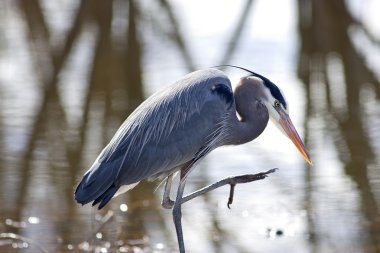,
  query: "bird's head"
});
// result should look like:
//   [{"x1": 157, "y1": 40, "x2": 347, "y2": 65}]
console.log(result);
[
  {"x1": 256, "y1": 75, "x2": 312, "y2": 165},
  {"x1": 216, "y1": 65, "x2": 312, "y2": 165}
]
